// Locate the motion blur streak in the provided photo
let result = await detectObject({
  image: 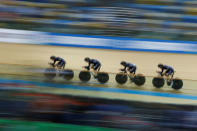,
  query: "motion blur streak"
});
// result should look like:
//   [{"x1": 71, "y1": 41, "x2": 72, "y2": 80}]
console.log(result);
[
  {"x1": 1, "y1": 0, "x2": 197, "y2": 130},
  {"x1": 1, "y1": 85, "x2": 197, "y2": 130},
  {"x1": 0, "y1": 68, "x2": 196, "y2": 130},
  {"x1": 0, "y1": 0, "x2": 197, "y2": 41}
]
